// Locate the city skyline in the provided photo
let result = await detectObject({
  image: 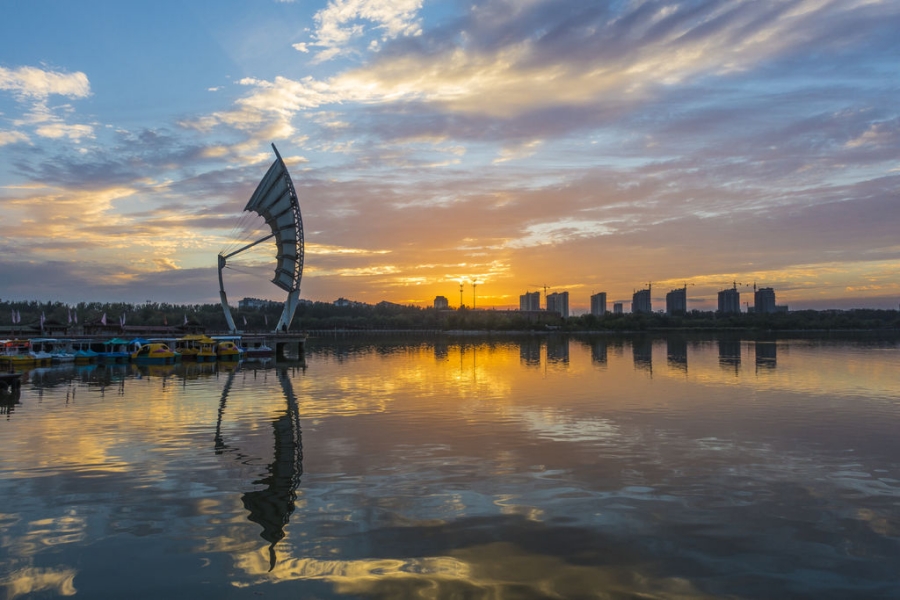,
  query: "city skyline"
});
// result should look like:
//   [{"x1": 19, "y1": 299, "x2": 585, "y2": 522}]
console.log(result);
[{"x1": 1, "y1": 1, "x2": 899, "y2": 313}]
